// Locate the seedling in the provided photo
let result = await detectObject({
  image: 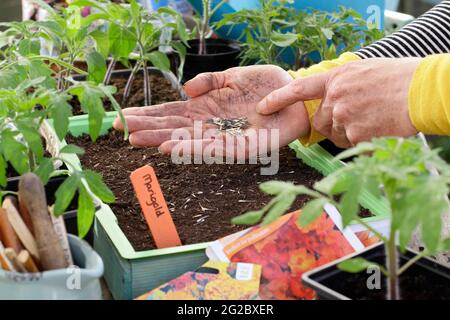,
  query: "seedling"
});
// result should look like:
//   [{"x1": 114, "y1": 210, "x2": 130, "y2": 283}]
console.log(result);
[
  {"x1": 71, "y1": 0, "x2": 189, "y2": 106},
  {"x1": 217, "y1": 0, "x2": 384, "y2": 69},
  {"x1": 0, "y1": 56, "x2": 127, "y2": 237},
  {"x1": 233, "y1": 137, "x2": 450, "y2": 300},
  {"x1": 195, "y1": 0, "x2": 228, "y2": 55},
  {"x1": 16, "y1": 0, "x2": 112, "y2": 90}
]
